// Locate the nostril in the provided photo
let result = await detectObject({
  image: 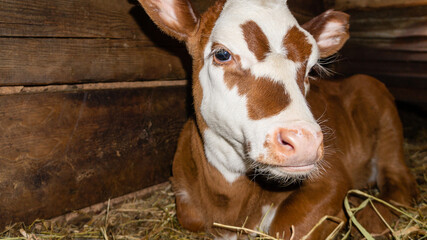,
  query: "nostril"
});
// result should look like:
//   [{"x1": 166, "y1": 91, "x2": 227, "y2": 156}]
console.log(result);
[{"x1": 277, "y1": 132, "x2": 295, "y2": 151}]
